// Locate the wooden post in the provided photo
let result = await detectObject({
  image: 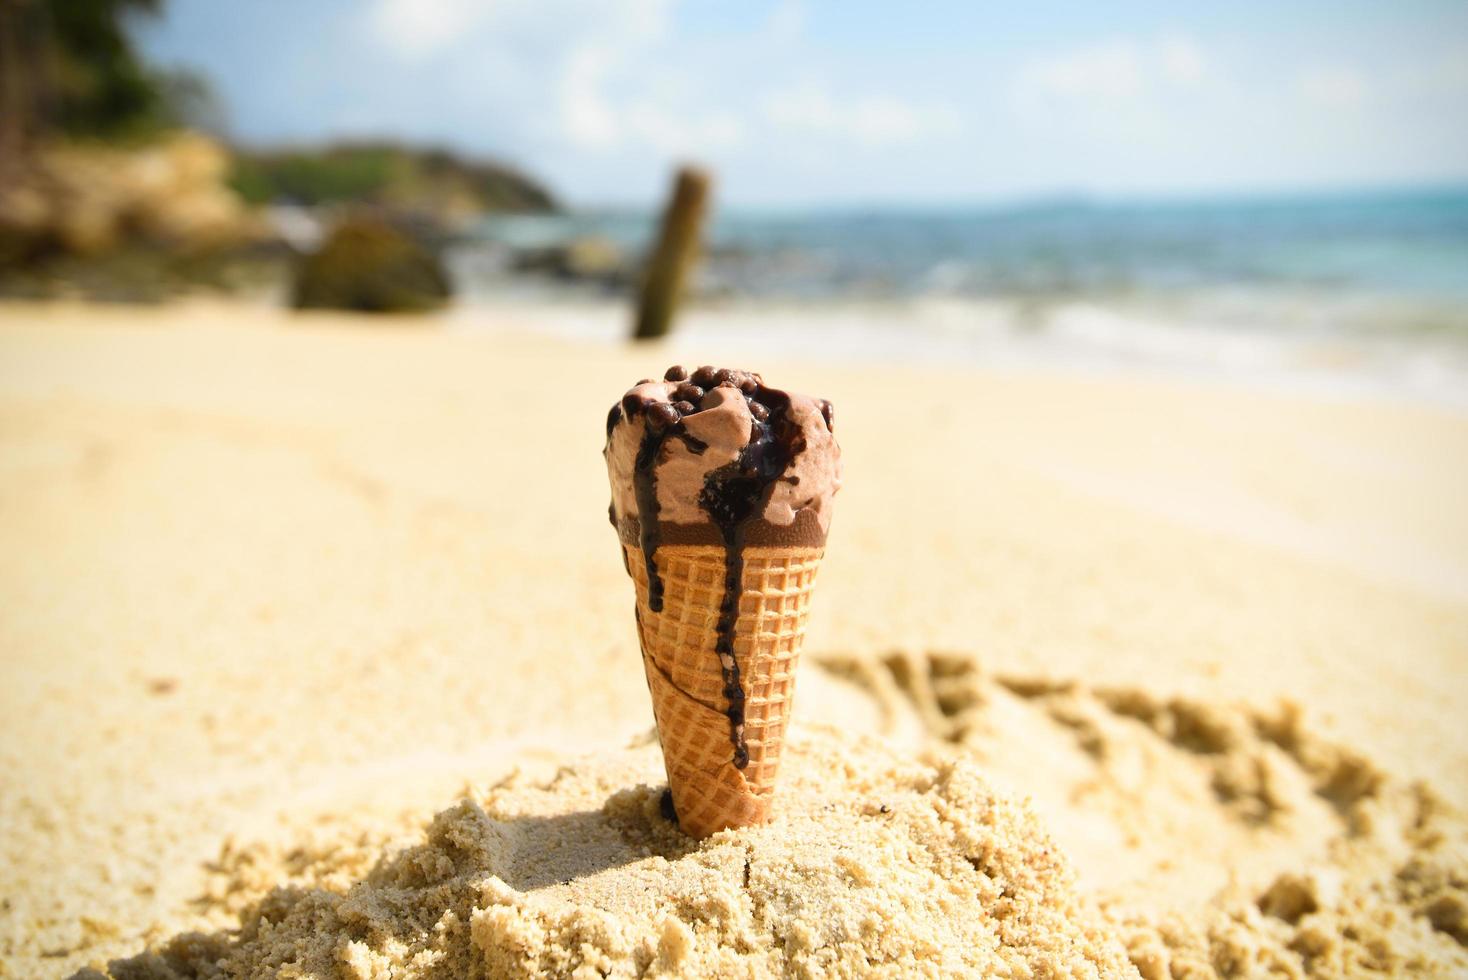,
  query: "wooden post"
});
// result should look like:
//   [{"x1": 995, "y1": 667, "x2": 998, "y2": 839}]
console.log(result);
[{"x1": 634, "y1": 166, "x2": 711, "y2": 340}]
